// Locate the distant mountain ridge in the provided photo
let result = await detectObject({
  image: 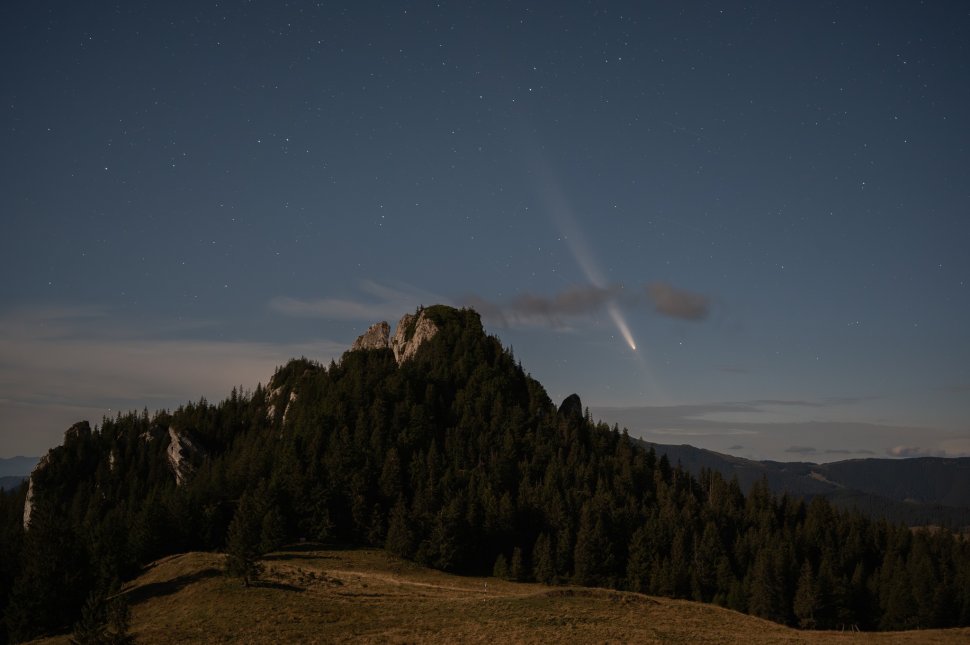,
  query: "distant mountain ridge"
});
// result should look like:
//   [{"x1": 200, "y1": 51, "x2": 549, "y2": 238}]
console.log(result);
[
  {"x1": 0, "y1": 456, "x2": 39, "y2": 478},
  {"x1": 636, "y1": 441, "x2": 970, "y2": 527}
]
